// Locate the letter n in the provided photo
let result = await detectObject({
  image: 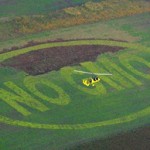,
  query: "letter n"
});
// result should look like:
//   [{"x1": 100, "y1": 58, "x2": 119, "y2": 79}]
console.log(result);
[{"x1": 0, "y1": 81, "x2": 49, "y2": 116}]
